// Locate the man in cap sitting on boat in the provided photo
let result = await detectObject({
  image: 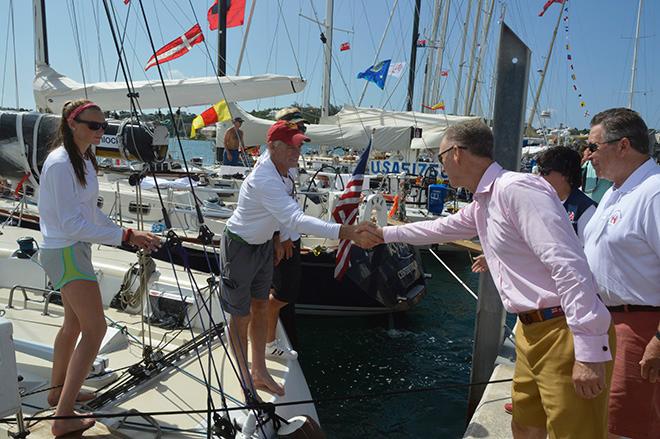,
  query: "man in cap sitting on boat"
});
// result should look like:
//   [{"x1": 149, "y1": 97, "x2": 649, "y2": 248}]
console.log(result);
[
  {"x1": 582, "y1": 107, "x2": 660, "y2": 439},
  {"x1": 220, "y1": 120, "x2": 371, "y2": 397},
  {"x1": 223, "y1": 117, "x2": 245, "y2": 166},
  {"x1": 358, "y1": 119, "x2": 614, "y2": 438}
]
